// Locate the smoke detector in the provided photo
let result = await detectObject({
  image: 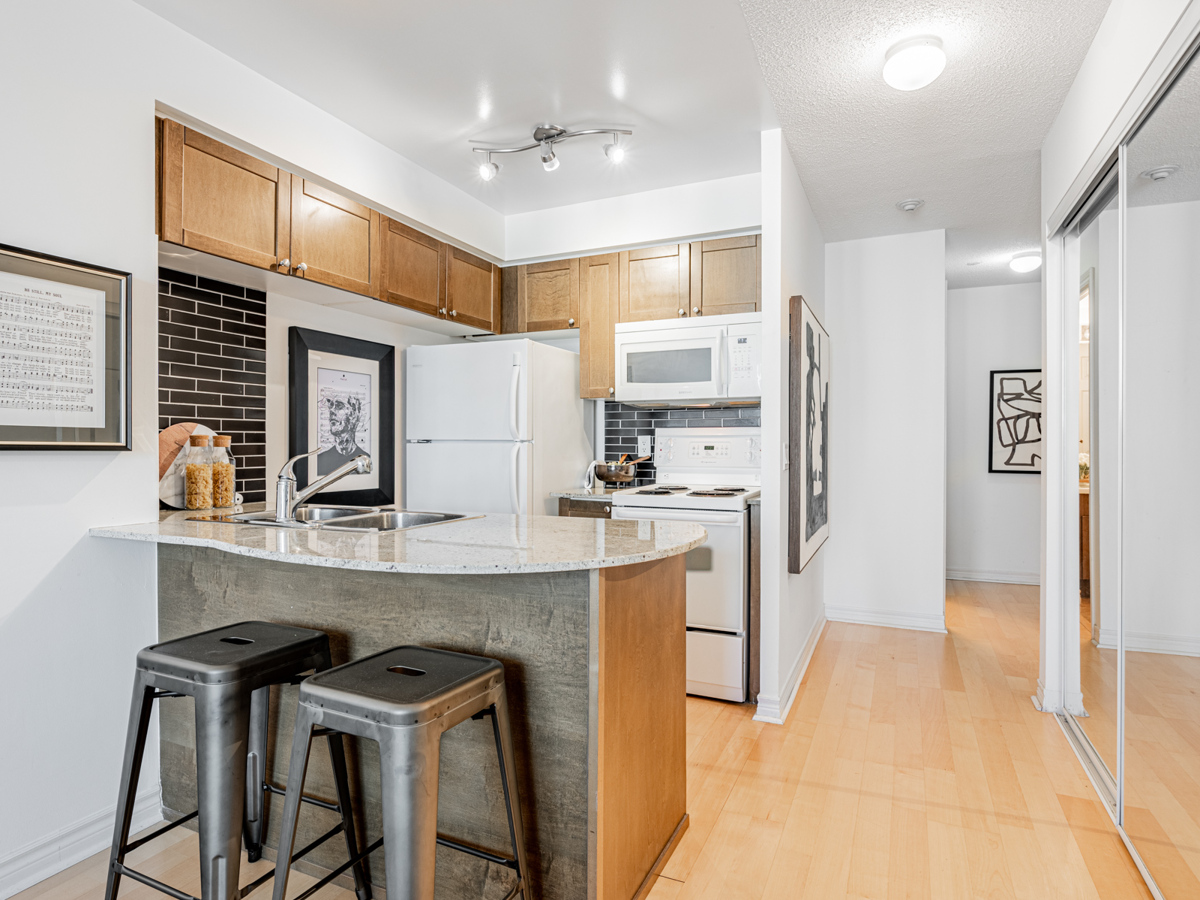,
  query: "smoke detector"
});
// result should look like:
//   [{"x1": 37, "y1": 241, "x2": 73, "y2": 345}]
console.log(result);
[
  {"x1": 896, "y1": 199, "x2": 924, "y2": 212},
  {"x1": 1141, "y1": 165, "x2": 1180, "y2": 182}
]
